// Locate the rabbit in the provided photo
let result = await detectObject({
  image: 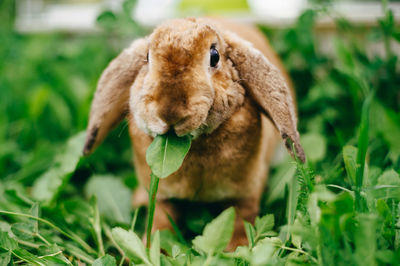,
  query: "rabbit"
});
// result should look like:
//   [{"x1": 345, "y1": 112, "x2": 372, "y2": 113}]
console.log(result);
[{"x1": 83, "y1": 17, "x2": 305, "y2": 250}]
